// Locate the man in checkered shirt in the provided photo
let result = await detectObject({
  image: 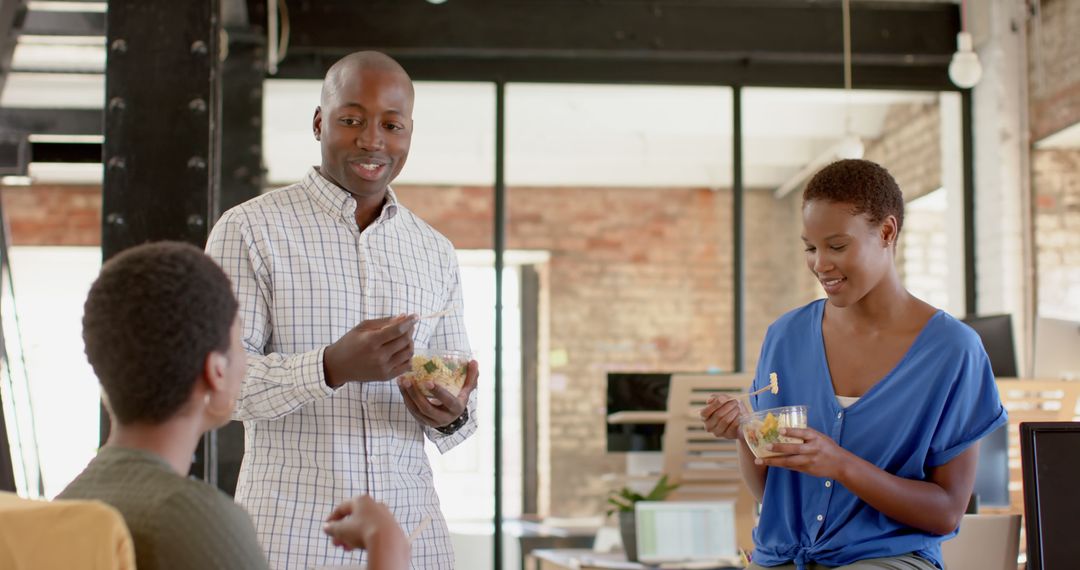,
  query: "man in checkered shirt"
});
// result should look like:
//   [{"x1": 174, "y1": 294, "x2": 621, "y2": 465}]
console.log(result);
[{"x1": 207, "y1": 51, "x2": 478, "y2": 570}]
